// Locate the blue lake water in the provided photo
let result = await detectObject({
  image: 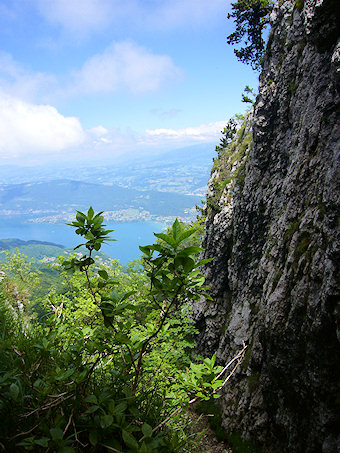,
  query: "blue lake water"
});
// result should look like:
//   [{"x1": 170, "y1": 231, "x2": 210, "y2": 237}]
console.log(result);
[{"x1": 0, "y1": 219, "x2": 166, "y2": 265}]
